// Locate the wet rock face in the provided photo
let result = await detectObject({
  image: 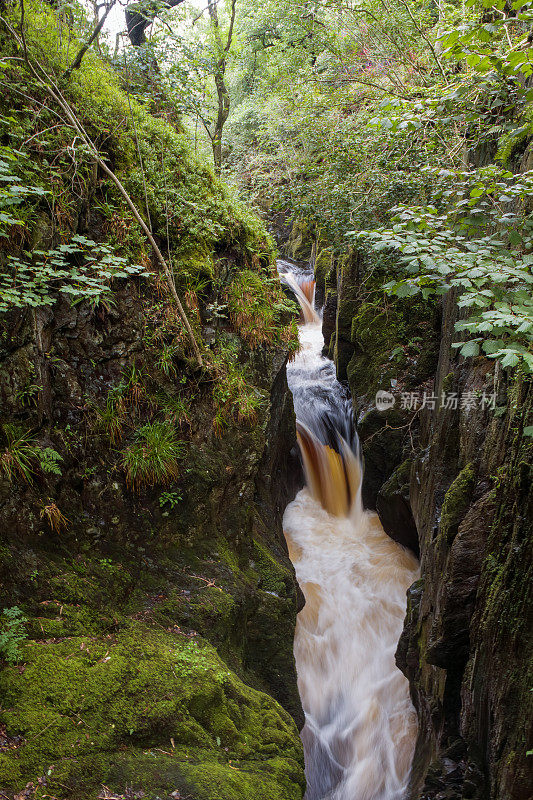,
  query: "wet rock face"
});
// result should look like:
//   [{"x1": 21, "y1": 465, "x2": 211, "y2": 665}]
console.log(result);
[
  {"x1": 321, "y1": 231, "x2": 532, "y2": 800},
  {"x1": 375, "y1": 459, "x2": 419, "y2": 557},
  {"x1": 395, "y1": 291, "x2": 533, "y2": 800},
  {"x1": 322, "y1": 291, "x2": 337, "y2": 356},
  {"x1": 0, "y1": 284, "x2": 305, "y2": 799},
  {"x1": 358, "y1": 408, "x2": 408, "y2": 510},
  {"x1": 285, "y1": 219, "x2": 314, "y2": 264},
  {"x1": 313, "y1": 248, "x2": 333, "y2": 308}
]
